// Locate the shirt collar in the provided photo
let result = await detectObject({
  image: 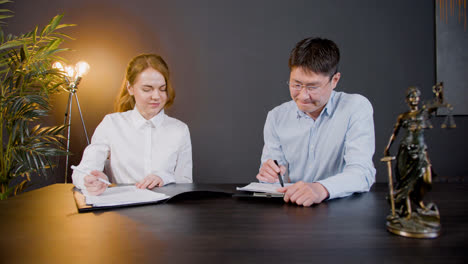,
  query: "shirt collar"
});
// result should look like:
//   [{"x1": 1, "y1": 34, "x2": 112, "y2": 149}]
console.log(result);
[
  {"x1": 295, "y1": 90, "x2": 336, "y2": 119},
  {"x1": 131, "y1": 108, "x2": 166, "y2": 129},
  {"x1": 322, "y1": 90, "x2": 336, "y2": 117}
]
